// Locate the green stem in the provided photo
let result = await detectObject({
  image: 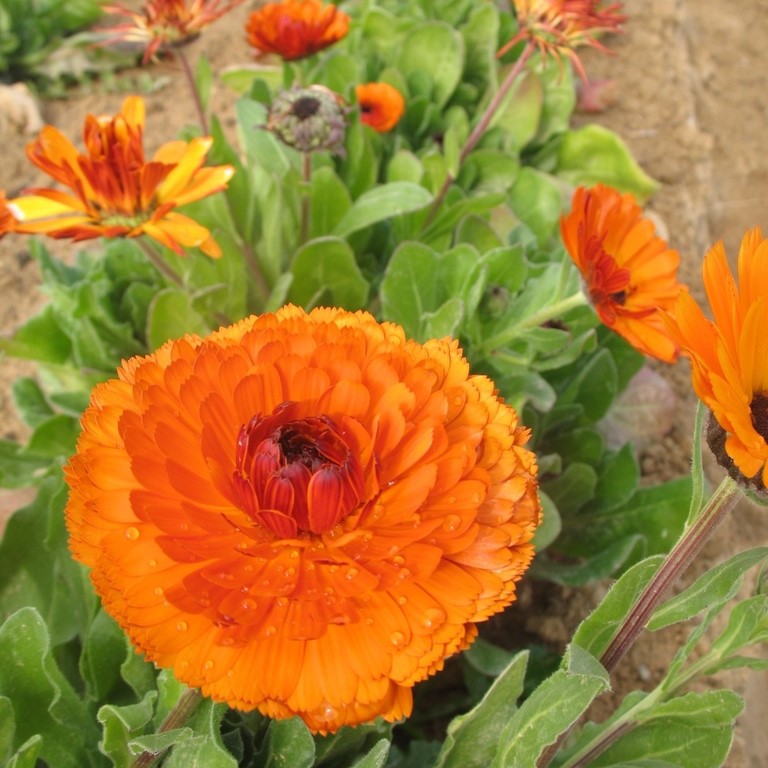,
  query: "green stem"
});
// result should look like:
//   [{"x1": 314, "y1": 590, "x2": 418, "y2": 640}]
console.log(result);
[
  {"x1": 301, "y1": 152, "x2": 312, "y2": 245},
  {"x1": 536, "y1": 475, "x2": 742, "y2": 768},
  {"x1": 482, "y1": 290, "x2": 588, "y2": 351},
  {"x1": 138, "y1": 238, "x2": 184, "y2": 287},
  {"x1": 421, "y1": 41, "x2": 535, "y2": 231},
  {"x1": 177, "y1": 46, "x2": 209, "y2": 135},
  {"x1": 130, "y1": 688, "x2": 202, "y2": 768}
]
